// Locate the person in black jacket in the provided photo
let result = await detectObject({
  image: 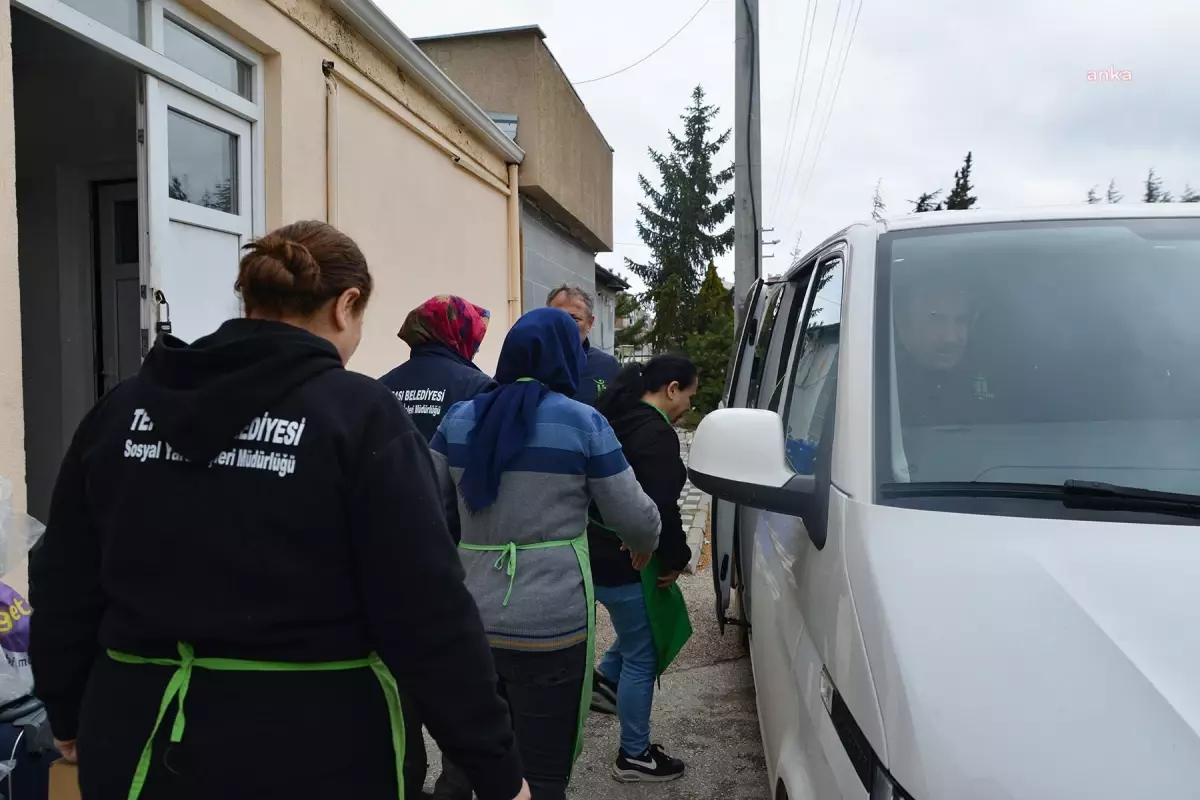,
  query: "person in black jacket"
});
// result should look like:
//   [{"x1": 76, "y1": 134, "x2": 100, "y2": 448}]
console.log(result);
[
  {"x1": 28, "y1": 220, "x2": 530, "y2": 800},
  {"x1": 379, "y1": 295, "x2": 496, "y2": 799},
  {"x1": 587, "y1": 355, "x2": 698, "y2": 783},
  {"x1": 380, "y1": 295, "x2": 497, "y2": 443}
]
